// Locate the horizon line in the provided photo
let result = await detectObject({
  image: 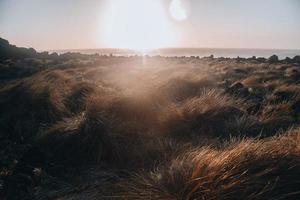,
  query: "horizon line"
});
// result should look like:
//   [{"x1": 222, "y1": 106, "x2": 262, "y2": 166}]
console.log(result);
[{"x1": 43, "y1": 46, "x2": 300, "y2": 52}]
